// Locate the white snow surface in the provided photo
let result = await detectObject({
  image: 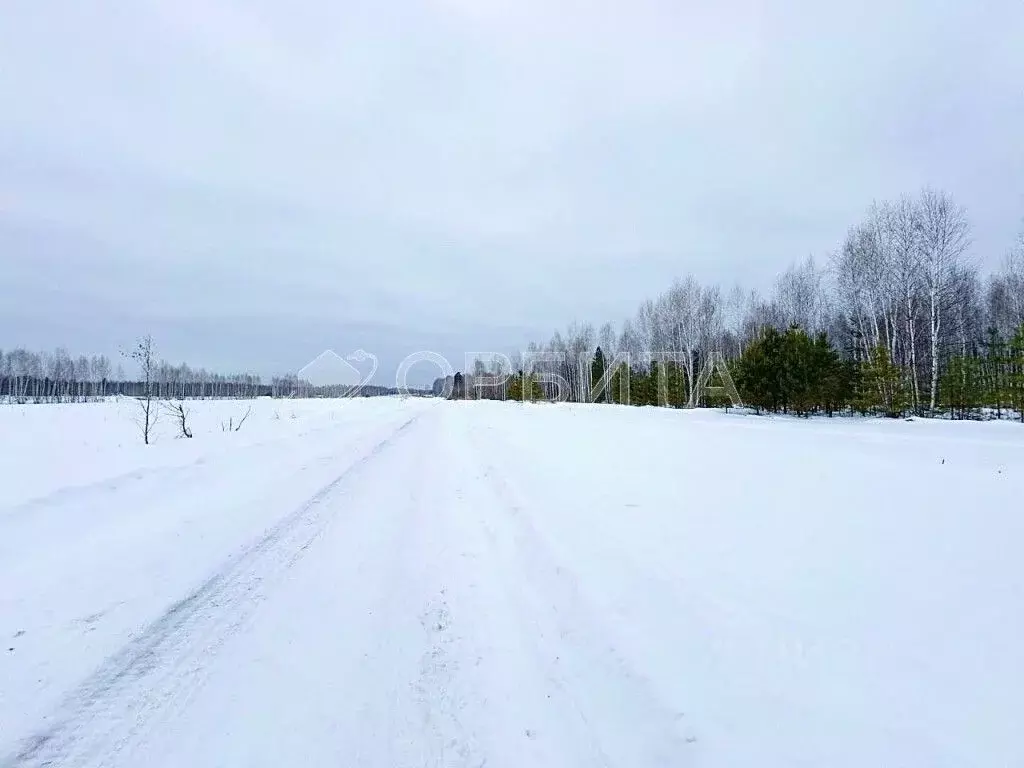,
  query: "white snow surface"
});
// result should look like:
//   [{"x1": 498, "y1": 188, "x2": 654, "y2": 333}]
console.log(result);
[{"x1": 1, "y1": 398, "x2": 1022, "y2": 767}]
